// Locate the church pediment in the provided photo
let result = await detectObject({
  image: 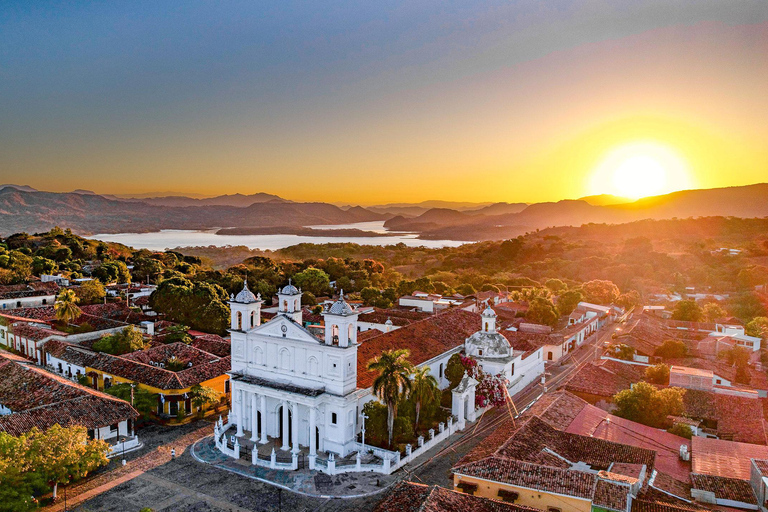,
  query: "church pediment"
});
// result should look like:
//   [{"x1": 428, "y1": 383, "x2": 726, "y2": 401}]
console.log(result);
[{"x1": 249, "y1": 314, "x2": 322, "y2": 344}]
